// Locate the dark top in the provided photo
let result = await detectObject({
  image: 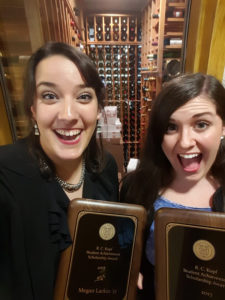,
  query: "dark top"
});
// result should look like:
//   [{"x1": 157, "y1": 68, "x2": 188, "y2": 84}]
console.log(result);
[
  {"x1": 120, "y1": 175, "x2": 225, "y2": 300},
  {"x1": 0, "y1": 139, "x2": 119, "y2": 300}
]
